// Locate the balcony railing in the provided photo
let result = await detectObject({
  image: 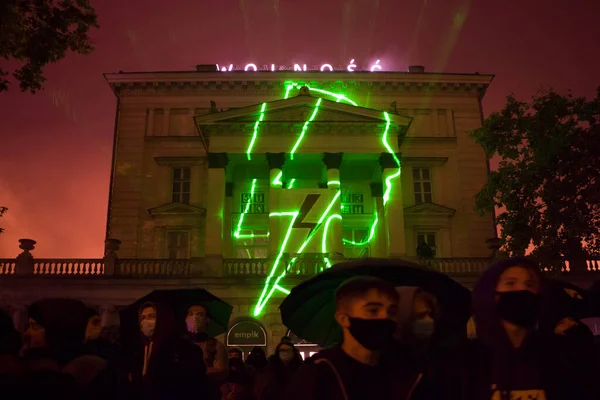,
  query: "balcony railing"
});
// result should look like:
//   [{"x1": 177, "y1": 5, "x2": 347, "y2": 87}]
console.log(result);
[{"x1": 222, "y1": 257, "x2": 328, "y2": 277}]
